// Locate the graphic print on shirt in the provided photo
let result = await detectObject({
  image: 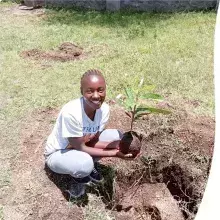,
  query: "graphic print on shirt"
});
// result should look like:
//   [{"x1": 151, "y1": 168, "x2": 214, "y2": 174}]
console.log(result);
[{"x1": 83, "y1": 125, "x2": 100, "y2": 134}]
